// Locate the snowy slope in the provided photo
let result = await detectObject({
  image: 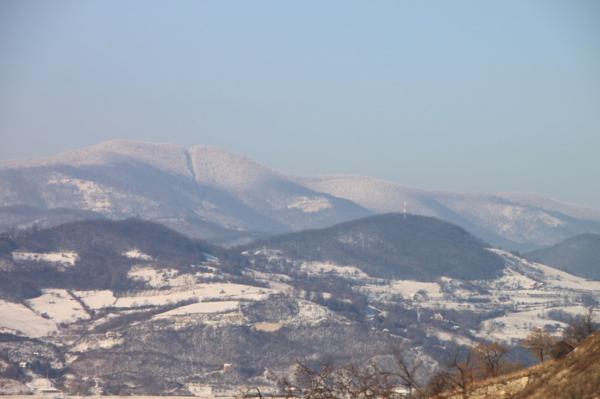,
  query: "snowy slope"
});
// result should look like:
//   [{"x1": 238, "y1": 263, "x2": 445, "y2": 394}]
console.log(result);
[
  {"x1": 1, "y1": 140, "x2": 599, "y2": 248},
  {"x1": 0, "y1": 140, "x2": 370, "y2": 242},
  {"x1": 297, "y1": 175, "x2": 600, "y2": 249}
]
